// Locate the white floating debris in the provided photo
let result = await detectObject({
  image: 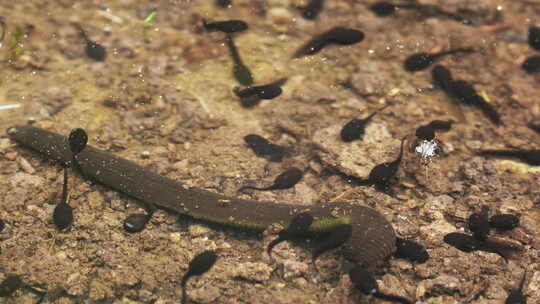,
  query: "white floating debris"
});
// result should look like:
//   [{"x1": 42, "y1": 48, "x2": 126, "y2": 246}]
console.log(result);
[{"x1": 0, "y1": 104, "x2": 21, "y2": 111}]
